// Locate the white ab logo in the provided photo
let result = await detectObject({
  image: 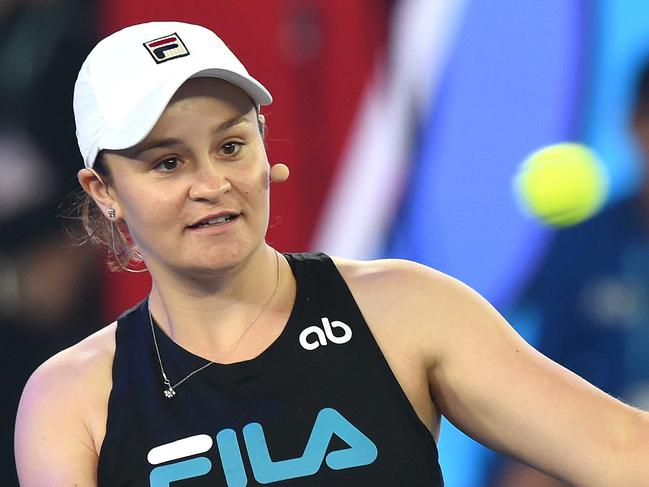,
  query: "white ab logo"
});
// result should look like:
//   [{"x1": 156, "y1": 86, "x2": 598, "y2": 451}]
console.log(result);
[{"x1": 299, "y1": 317, "x2": 352, "y2": 350}]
